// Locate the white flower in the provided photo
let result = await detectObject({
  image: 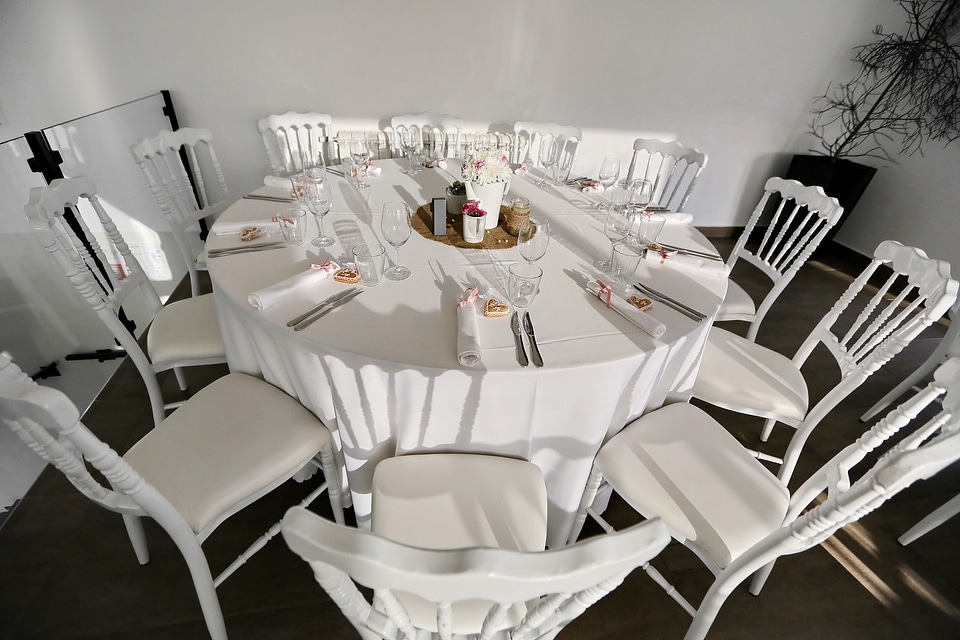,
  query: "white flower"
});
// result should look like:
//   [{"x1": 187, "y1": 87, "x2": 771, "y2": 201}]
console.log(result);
[{"x1": 461, "y1": 146, "x2": 511, "y2": 185}]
